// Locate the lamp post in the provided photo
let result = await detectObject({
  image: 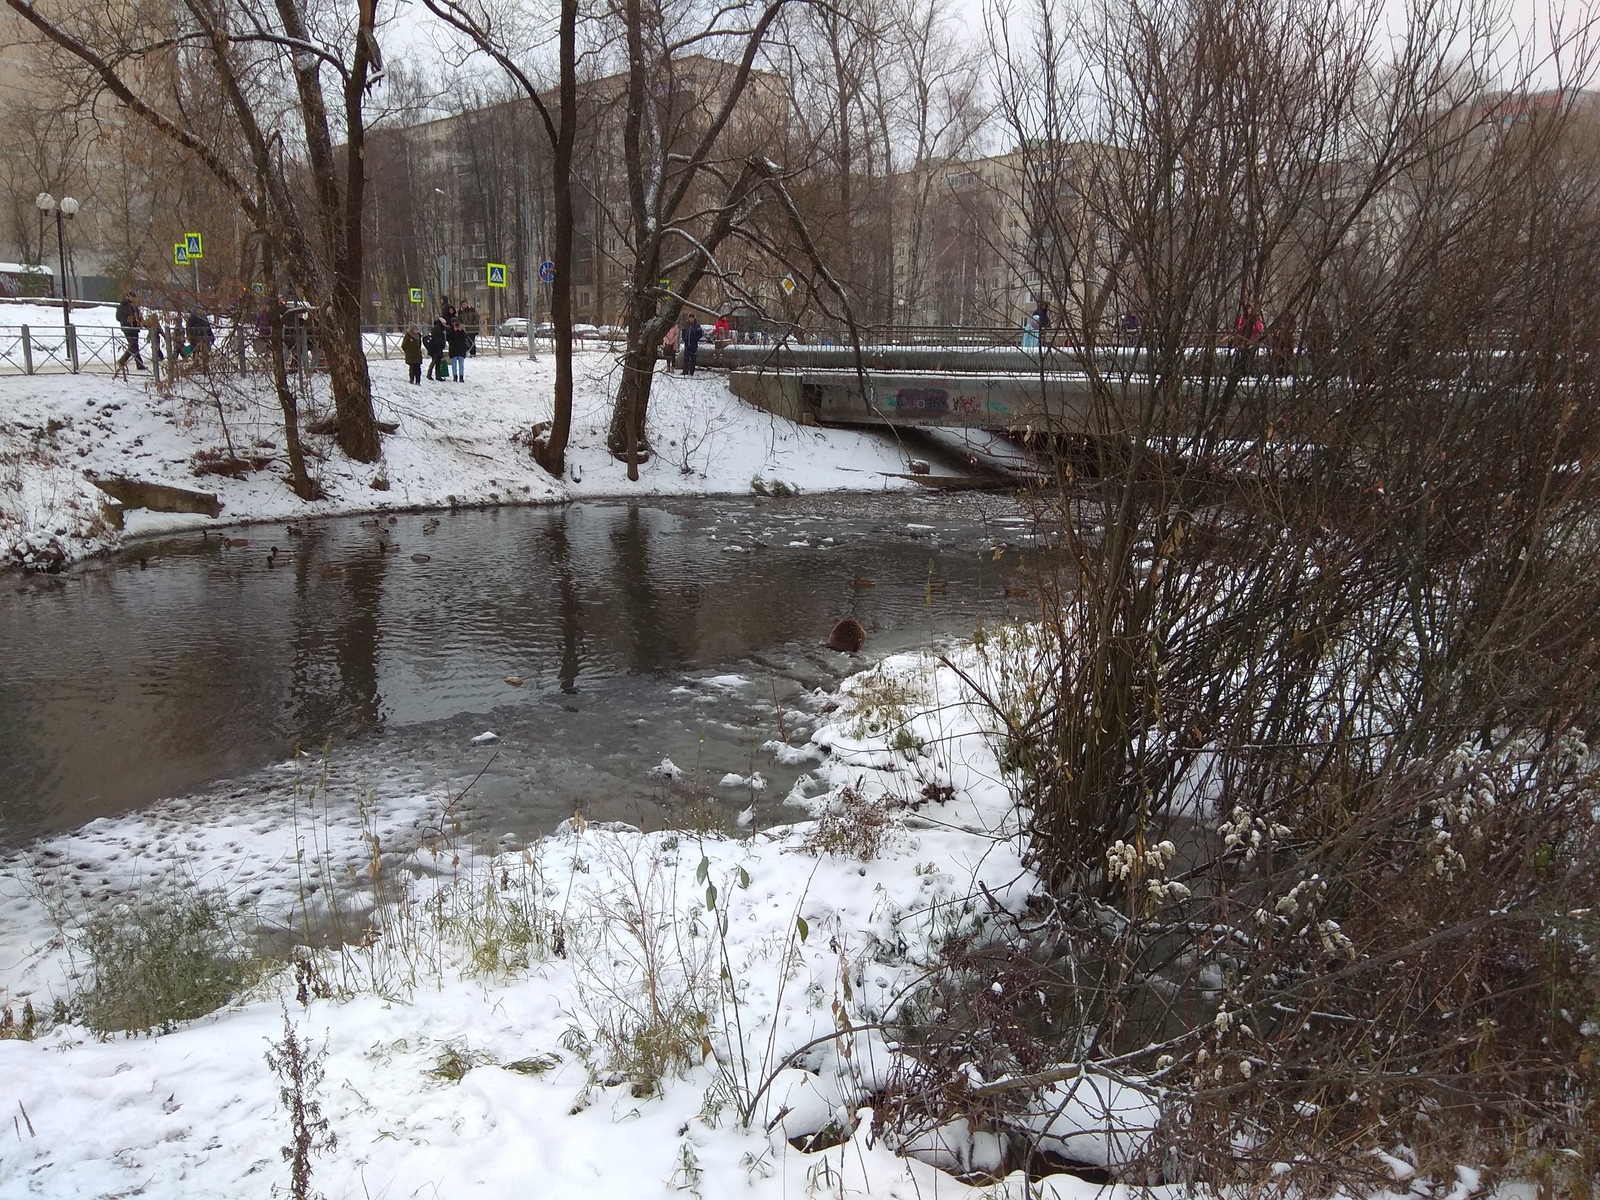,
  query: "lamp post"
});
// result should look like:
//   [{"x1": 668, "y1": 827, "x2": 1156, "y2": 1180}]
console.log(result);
[{"x1": 35, "y1": 193, "x2": 79, "y2": 340}]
